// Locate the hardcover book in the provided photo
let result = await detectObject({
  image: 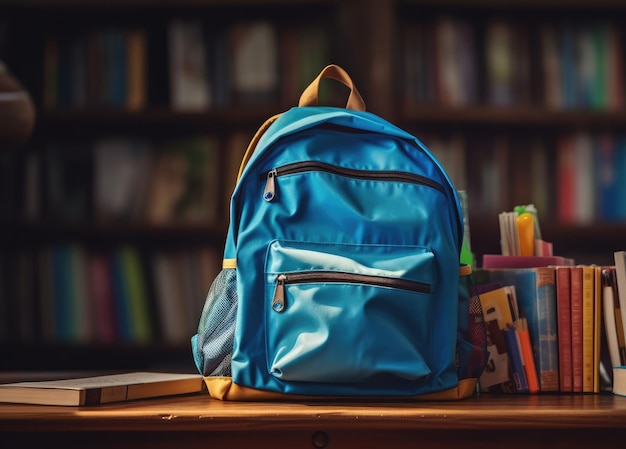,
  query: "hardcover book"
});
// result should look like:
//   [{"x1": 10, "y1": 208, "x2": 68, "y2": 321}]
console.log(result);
[
  {"x1": 481, "y1": 267, "x2": 559, "y2": 392},
  {"x1": 581, "y1": 265, "x2": 595, "y2": 393},
  {"x1": 615, "y1": 251, "x2": 626, "y2": 356},
  {"x1": 0, "y1": 372, "x2": 204, "y2": 406},
  {"x1": 570, "y1": 265, "x2": 584, "y2": 392},
  {"x1": 555, "y1": 266, "x2": 573, "y2": 392}
]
